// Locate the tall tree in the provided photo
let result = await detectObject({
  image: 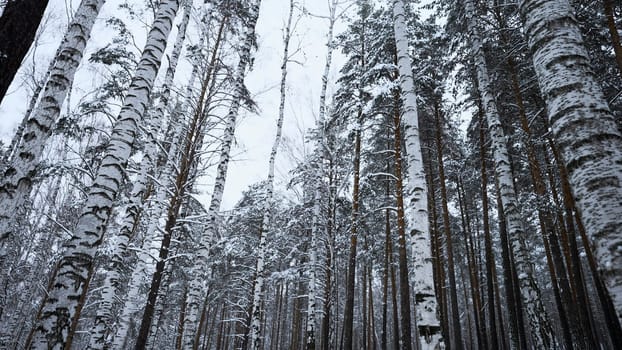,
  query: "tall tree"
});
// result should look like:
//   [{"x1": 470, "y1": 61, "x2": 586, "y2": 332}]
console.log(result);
[
  {"x1": 181, "y1": 1, "x2": 261, "y2": 348},
  {"x1": 392, "y1": 0, "x2": 442, "y2": 348},
  {"x1": 306, "y1": 1, "x2": 340, "y2": 348},
  {"x1": 86, "y1": 2, "x2": 193, "y2": 348},
  {"x1": 519, "y1": 0, "x2": 622, "y2": 322},
  {"x1": 0, "y1": 0, "x2": 105, "y2": 260},
  {"x1": 342, "y1": 2, "x2": 368, "y2": 349},
  {"x1": 28, "y1": 0, "x2": 180, "y2": 347},
  {"x1": 463, "y1": 0, "x2": 553, "y2": 347},
  {"x1": 248, "y1": 1, "x2": 294, "y2": 348}
]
